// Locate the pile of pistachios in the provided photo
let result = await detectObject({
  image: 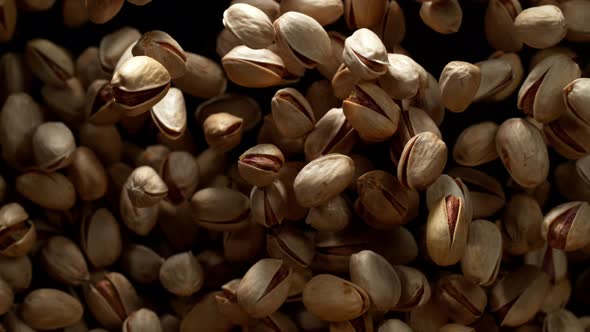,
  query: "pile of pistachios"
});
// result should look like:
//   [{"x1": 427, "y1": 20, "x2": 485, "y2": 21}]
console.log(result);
[{"x1": 2, "y1": 0, "x2": 590, "y2": 331}]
